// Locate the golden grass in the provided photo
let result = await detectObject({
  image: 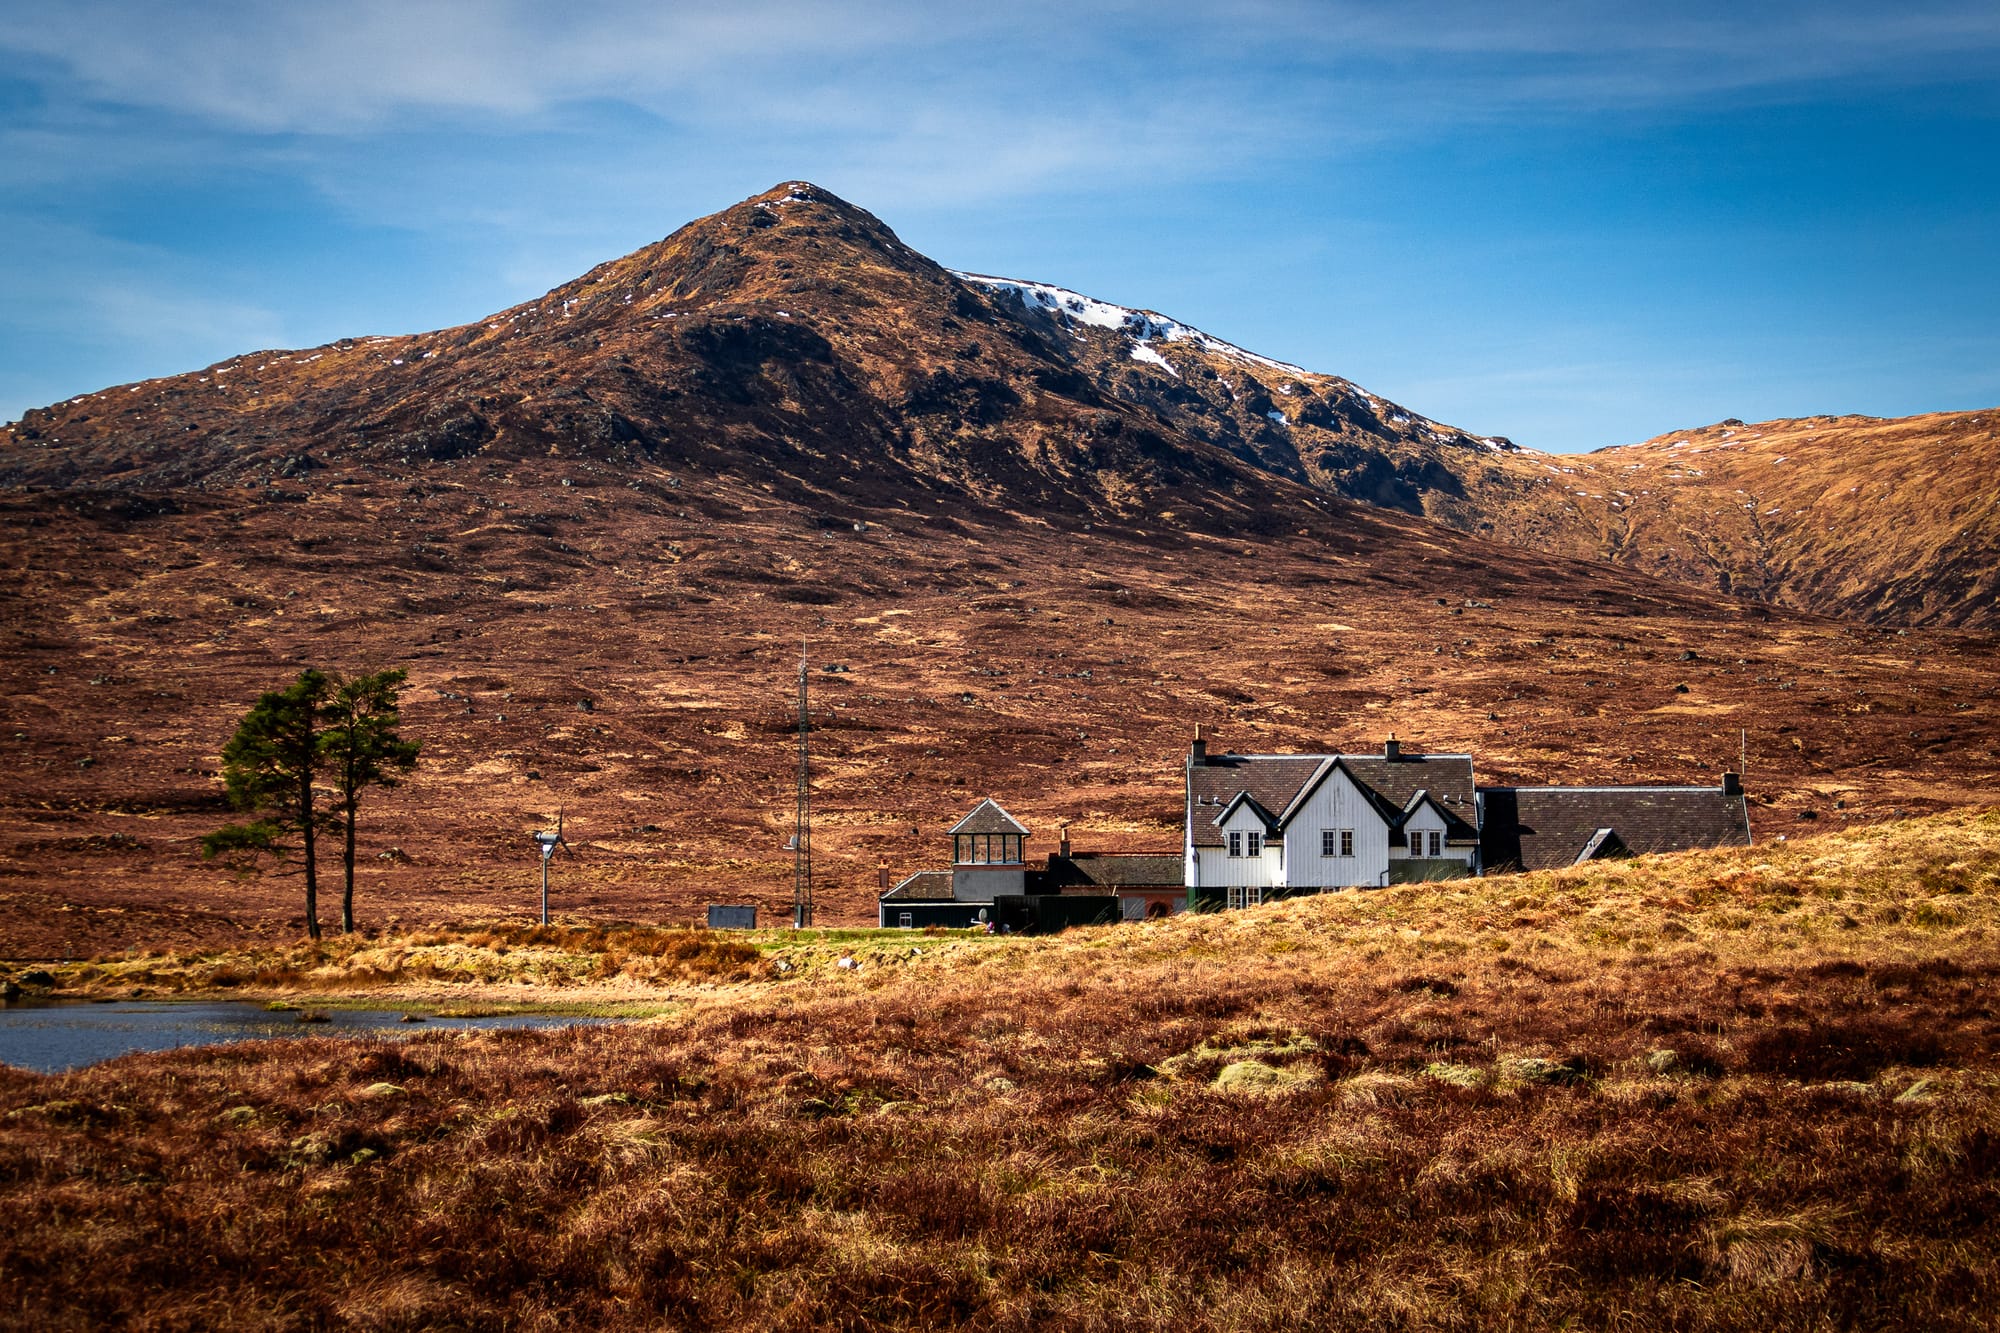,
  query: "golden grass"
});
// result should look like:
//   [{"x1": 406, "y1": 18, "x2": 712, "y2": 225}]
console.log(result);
[{"x1": 2, "y1": 809, "x2": 1998, "y2": 1329}]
